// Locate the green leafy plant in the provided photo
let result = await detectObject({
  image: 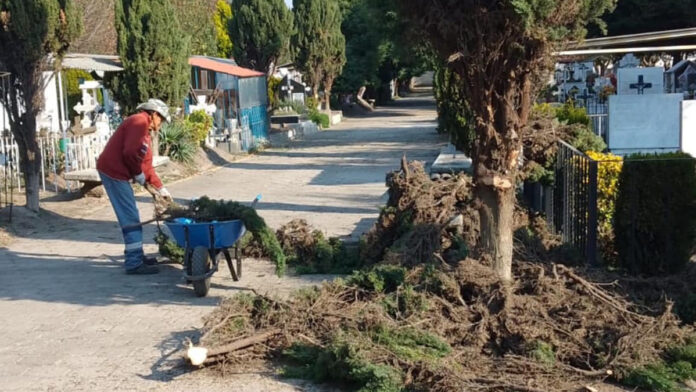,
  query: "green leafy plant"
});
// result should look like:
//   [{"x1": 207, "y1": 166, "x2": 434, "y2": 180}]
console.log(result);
[
  {"x1": 158, "y1": 120, "x2": 197, "y2": 164},
  {"x1": 185, "y1": 110, "x2": 213, "y2": 145},
  {"x1": 556, "y1": 101, "x2": 591, "y2": 127},
  {"x1": 309, "y1": 111, "x2": 330, "y2": 129}
]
